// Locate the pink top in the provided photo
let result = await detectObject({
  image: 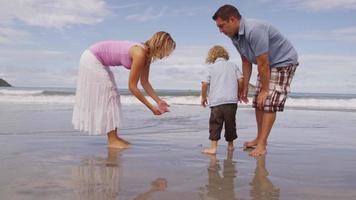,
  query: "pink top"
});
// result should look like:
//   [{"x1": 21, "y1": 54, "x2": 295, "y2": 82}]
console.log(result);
[{"x1": 89, "y1": 41, "x2": 144, "y2": 69}]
